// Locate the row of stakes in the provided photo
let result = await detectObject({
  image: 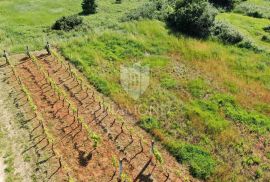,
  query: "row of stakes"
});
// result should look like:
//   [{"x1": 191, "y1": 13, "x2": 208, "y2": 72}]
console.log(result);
[
  {"x1": 2, "y1": 42, "x2": 51, "y2": 64},
  {"x1": 2, "y1": 43, "x2": 160, "y2": 181}
]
